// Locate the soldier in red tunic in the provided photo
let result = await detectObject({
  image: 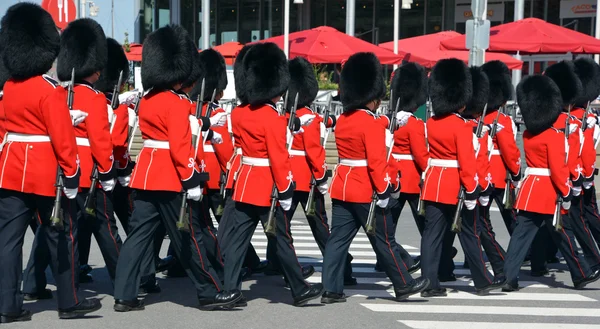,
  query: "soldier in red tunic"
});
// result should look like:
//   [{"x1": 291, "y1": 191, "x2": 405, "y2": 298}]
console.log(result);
[
  {"x1": 112, "y1": 25, "x2": 240, "y2": 311},
  {"x1": 321, "y1": 52, "x2": 429, "y2": 303},
  {"x1": 217, "y1": 42, "x2": 323, "y2": 307},
  {"x1": 503, "y1": 74, "x2": 600, "y2": 291},
  {"x1": 420, "y1": 59, "x2": 503, "y2": 297},
  {"x1": 0, "y1": 3, "x2": 101, "y2": 322}
]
